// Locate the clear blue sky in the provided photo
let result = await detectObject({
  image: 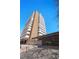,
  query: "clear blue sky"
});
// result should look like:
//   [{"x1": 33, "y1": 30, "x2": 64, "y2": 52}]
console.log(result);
[{"x1": 20, "y1": 0, "x2": 59, "y2": 34}]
